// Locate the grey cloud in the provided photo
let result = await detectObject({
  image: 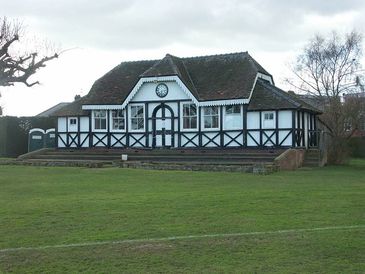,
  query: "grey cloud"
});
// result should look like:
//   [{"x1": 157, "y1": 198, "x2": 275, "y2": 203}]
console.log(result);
[{"x1": 2, "y1": 0, "x2": 365, "y2": 52}]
